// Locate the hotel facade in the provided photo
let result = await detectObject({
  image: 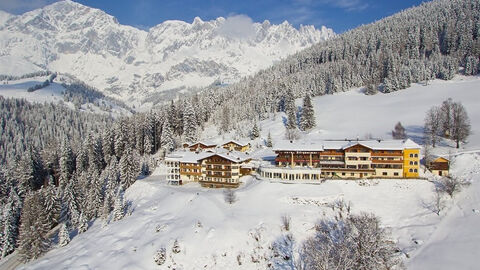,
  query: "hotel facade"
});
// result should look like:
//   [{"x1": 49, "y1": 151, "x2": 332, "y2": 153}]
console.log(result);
[{"x1": 259, "y1": 139, "x2": 421, "y2": 180}]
